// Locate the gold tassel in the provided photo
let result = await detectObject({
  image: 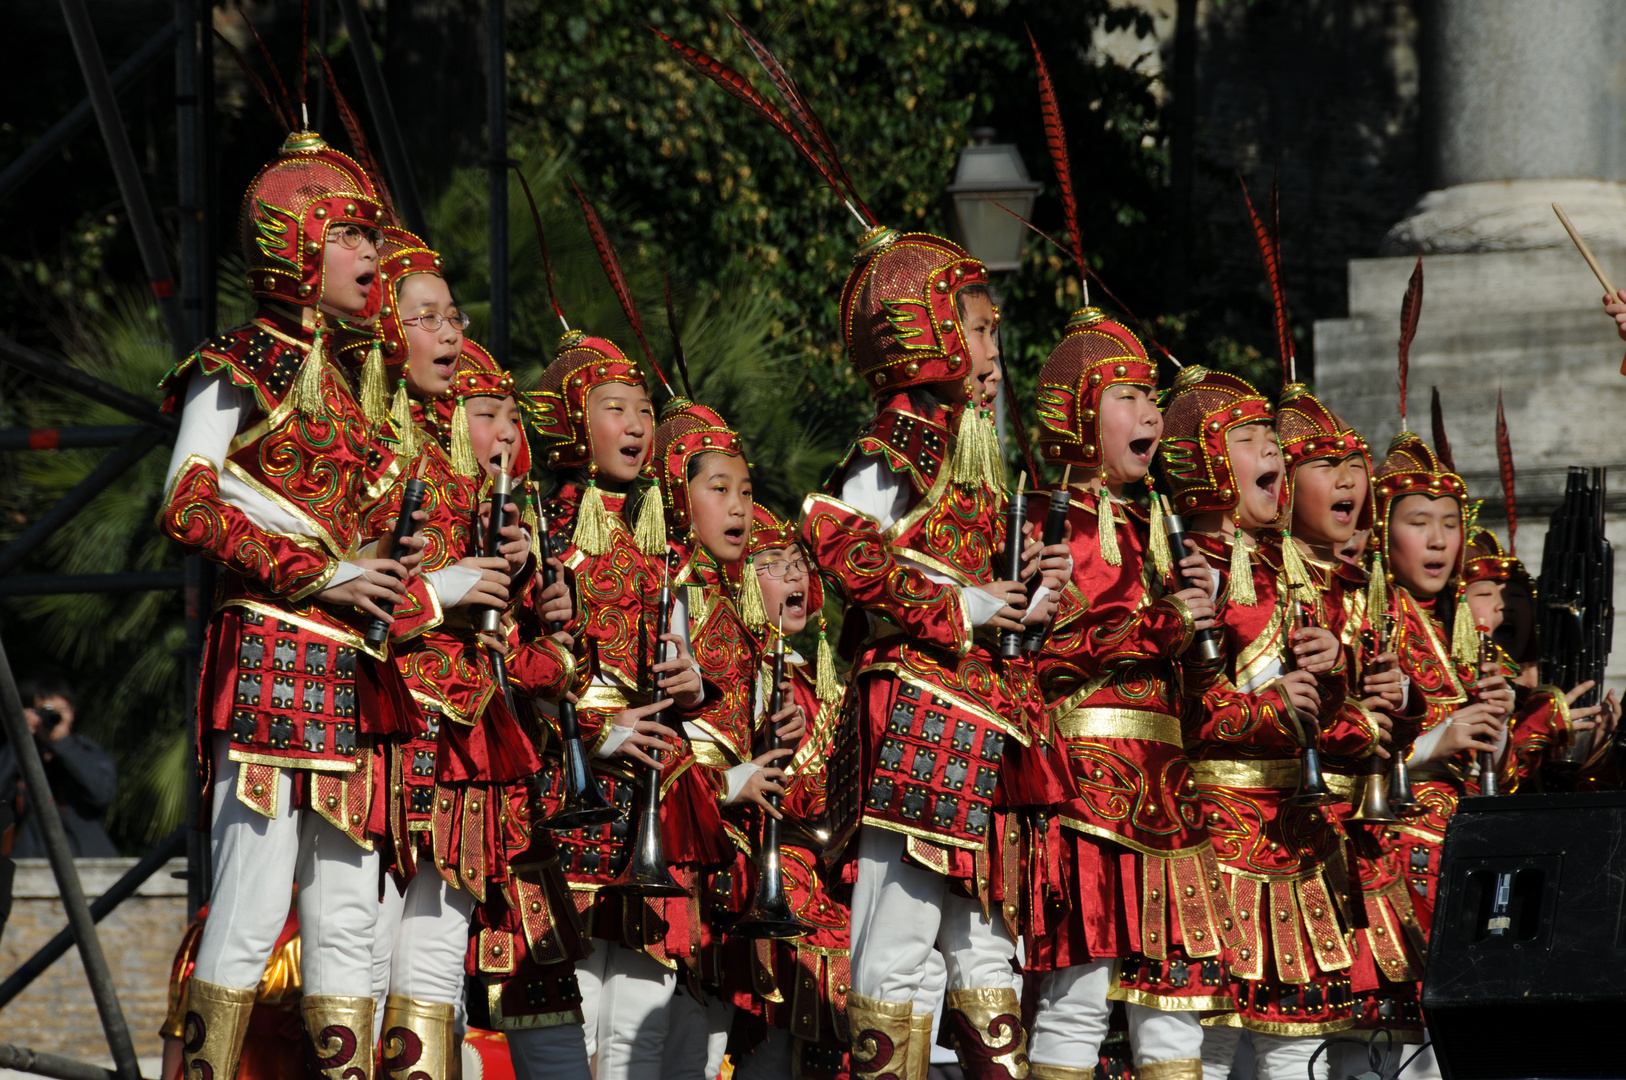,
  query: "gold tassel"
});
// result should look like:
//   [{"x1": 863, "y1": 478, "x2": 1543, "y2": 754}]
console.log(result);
[
  {"x1": 291, "y1": 316, "x2": 328, "y2": 419},
  {"x1": 359, "y1": 343, "x2": 389, "y2": 427},
  {"x1": 1451, "y1": 588, "x2": 1480, "y2": 667},
  {"x1": 740, "y1": 556, "x2": 769, "y2": 629},
  {"x1": 573, "y1": 476, "x2": 613, "y2": 557},
  {"x1": 449, "y1": 396, "x2": 480, "y2": 478},
  {"x1": 1147, "y1": 486, "x2": 1171, "y2": 582},
  {"x1": 951, "y1": 405, "x2": 1002, "y2": 492},
  {"x1": 1280, "y1": 530, "x2": 1313, "y2": 591},
  {"x1": 815, "y1": 615, "x2": 843, "y2": 704},
  {"x1": 1228, "y1": 529, "x2": 1257, "y2": 606},
  {"x1": 632, "y1": 480, "x2": 668, "y2": 555},
  {"x1": 387, "y1": 378, "x2": 418, "y2": 459},
  {"x1": 1095, "y1": 486, "x2": 1121, "y2": 567},
  {"x1": 1366, "y1": 552, "x2": 1387, "y2": 620}
]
